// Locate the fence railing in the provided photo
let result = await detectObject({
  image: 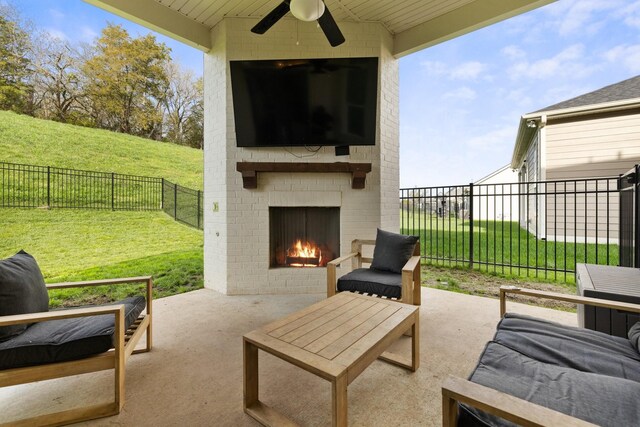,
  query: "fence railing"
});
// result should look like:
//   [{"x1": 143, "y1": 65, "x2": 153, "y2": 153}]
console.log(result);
[
  {"x1": 162, "y1": 179, "x2": 203, "y2": 230},
  {"x1": 400, "y1": 176, "x2": 620, "y2": 281},
  {"x1": 0, "y1": 161, "x2": 202, "y2": 229}
]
